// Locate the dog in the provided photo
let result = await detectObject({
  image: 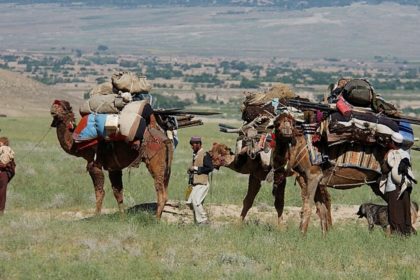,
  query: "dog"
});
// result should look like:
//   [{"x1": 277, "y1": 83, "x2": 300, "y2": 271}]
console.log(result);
[{"x1": 356, "y1": 201, "x2": 418, "y2": 231}]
